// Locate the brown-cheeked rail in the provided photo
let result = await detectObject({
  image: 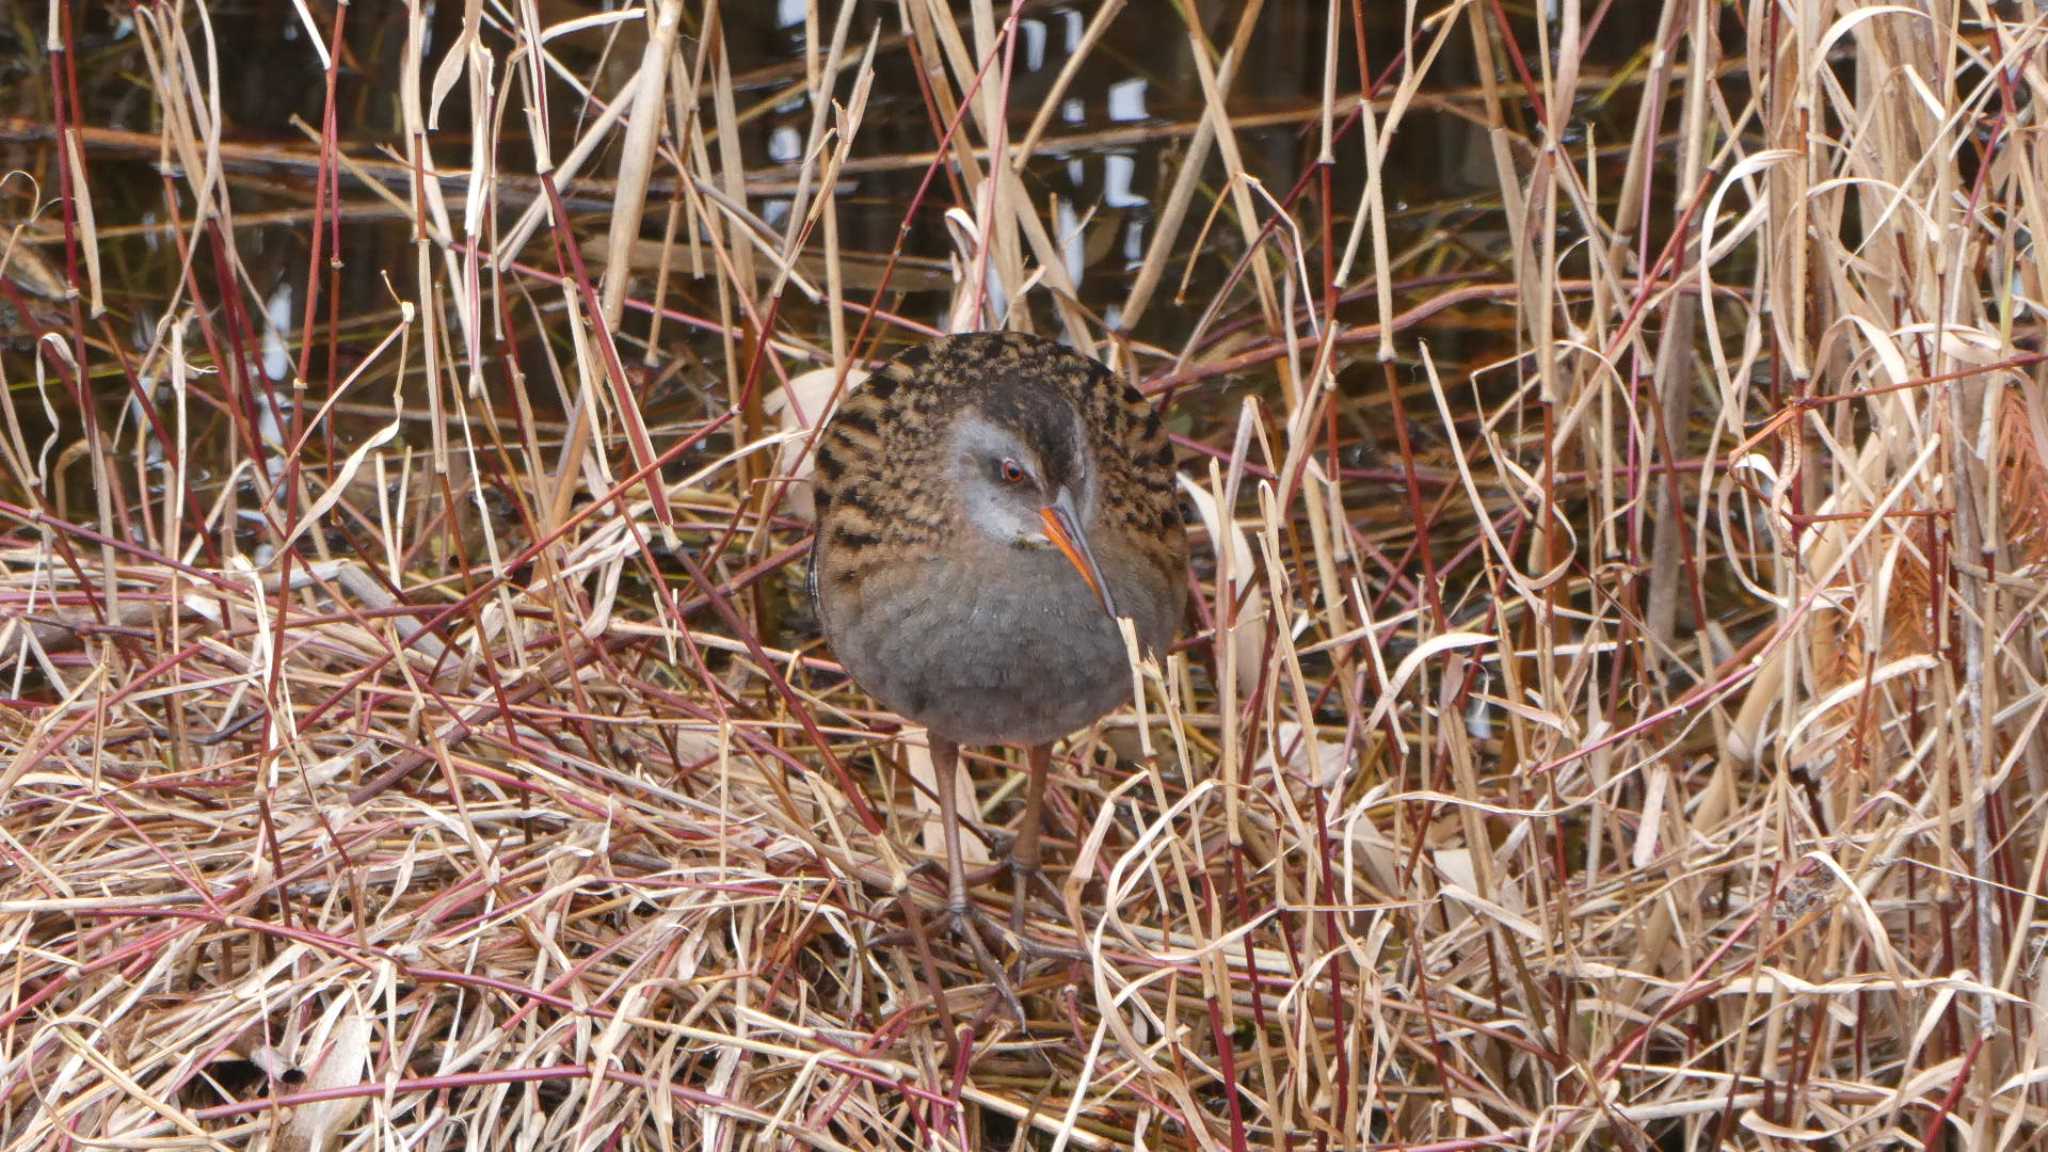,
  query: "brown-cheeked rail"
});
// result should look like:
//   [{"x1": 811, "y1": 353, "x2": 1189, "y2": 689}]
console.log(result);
[{"x1": 808, "y1": 331, "x2": 1187, "y2": 992}]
